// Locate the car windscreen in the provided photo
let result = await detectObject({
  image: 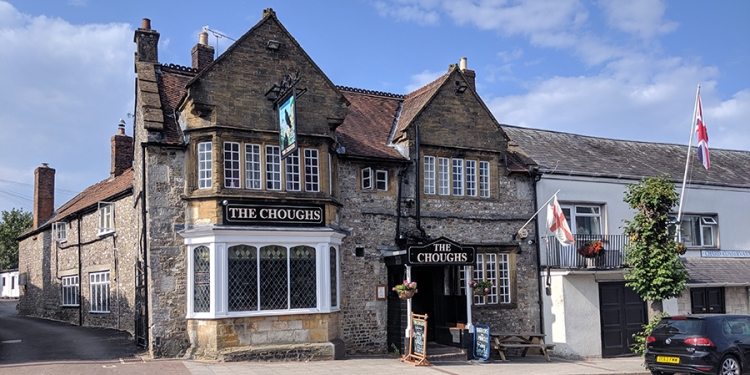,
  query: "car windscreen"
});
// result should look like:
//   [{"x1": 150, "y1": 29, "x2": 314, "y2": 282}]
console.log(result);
[{"x1": 652, "y1": 319, "x2": 705, "y2": 335}]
